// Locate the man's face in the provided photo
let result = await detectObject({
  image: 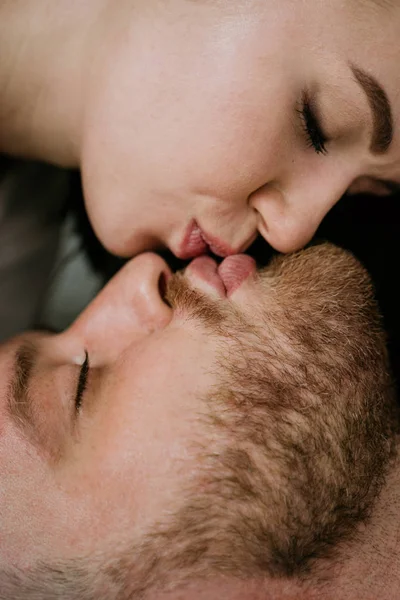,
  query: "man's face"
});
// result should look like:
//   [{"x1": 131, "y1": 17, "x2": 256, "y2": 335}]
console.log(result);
[
  {"x1": 0, "y1": 245, "x2": 395, "y2": 591},
  {"x1": 0, "y1": 253, "x2": 221, "y2": 567},
  {"x1": 81, "y1": 0, "x2": 400, "y2": 258}
]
